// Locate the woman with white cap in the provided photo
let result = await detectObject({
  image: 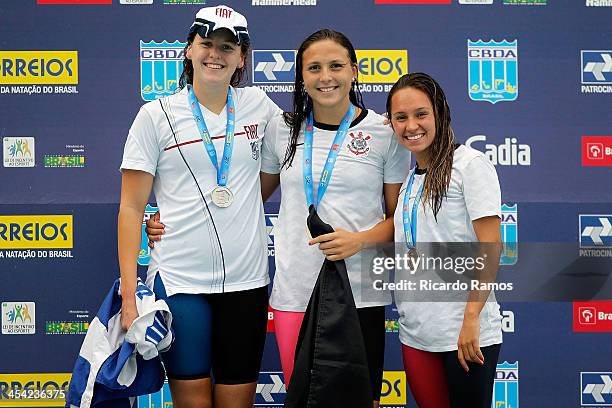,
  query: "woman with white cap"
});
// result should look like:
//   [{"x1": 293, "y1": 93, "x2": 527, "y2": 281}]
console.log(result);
[{"x1": 118, "y1": 5, "x2": 280, "y2": 407}]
